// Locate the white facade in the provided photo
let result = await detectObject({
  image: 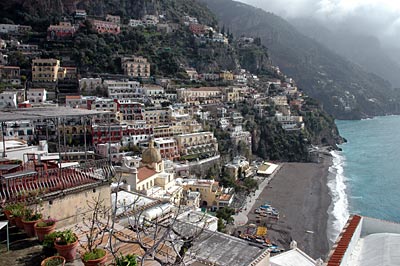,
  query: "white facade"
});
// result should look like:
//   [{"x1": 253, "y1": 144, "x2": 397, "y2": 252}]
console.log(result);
[
  {"x1": 129, "y1": 19, "x2": 143, "y2": 27},
  {"x1": 105, "y1": 79, "x2": 142, "y2": 100},
  {"x1": 79, "y1": 78, "x2": 102, "y2": 92},
  {"x1": 4, "y1": 120, "x2": 35, "y2": 141},
  {"x1": 96, "y1": 142, "x2": 123, "y2": 163},
  {"x1": 91, "y1": 98, "x2": 118, "y2": 112},
  {"x1": 143, "y1": 85, "x2": 164, "y2": 96},
  {"x1": 0, "y1": 24, "x2": 19, "y2": 34},
  {"x1": 0, "y1": 91, "x2": 17, "y2": 109},
  {"x1": 27, "y1": 89, "x2": 47, "y2": 104}
]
